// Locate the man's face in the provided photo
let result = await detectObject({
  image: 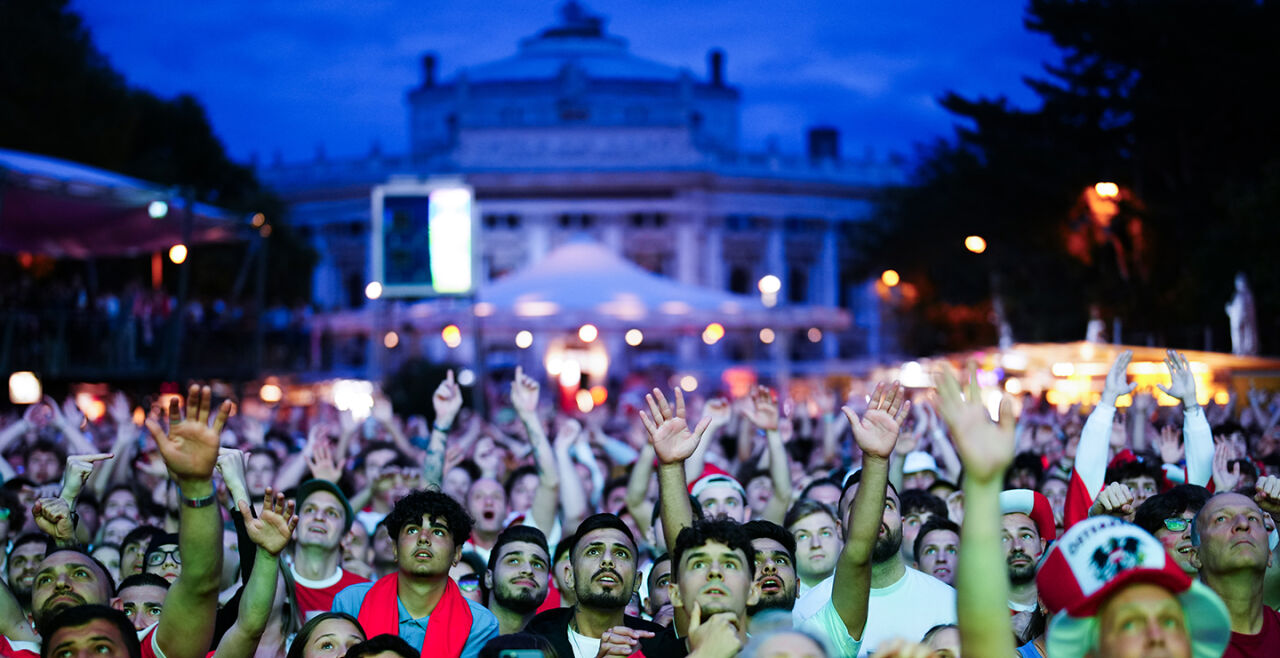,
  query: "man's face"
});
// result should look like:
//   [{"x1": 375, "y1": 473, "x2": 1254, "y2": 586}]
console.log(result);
[
  {"x1": 394, "y1": 514, "x2": 458, "y2": 578},
  {"x1": 145, "y1": 543, "x2": 181, "y2": 584},
  {"x1": 1001, "y1": 513, "x2": 1045, "y2": 586},
  {"x1": 467, "y1": 478, "x2": 508, "y2": 535},
  {"x1": 33, "y1": 553, "x2": 113, "y2": 628},
  {"x1": 916, "y1": 529, "x2": 959, "y2": 585},
  {"x1": 488, "y1": 541, "x2": 550, "y2": 614},
  {"x1": 789, "y1": 512, "x2": 841, "y2": 584},
  {"x1": 297, "y1": 491, "x2": 346, "y2": 550},
  {"x1": 362, "y1": 449, "x2": 398, "y2": 484},
  {"x1": 7, "y1": 542, "x2": 47, "y2": 598},
  {"x1": 1154, "y1": 511, "x2": 1198, "y2": 576},
  {"x1": 746, "y1": 476, "x2": 772, "y2": 515},
  {"x1": 846, "y1": 484, "x2": 903, "y2": 565},
  {"x1": 101, "y1": 519, "x2": 137, "y2": 548},
  {"x1": 508, "y1": 473, "x2": 540, "y2": 513},
  {"x1": 698, "y1": 485, "x2": 749, "y2": 523},
  {"x1": 569, "y1": 528, "x2": 638, "y2": 610},
  {"x1": 120, "y1": 539, "x2": 148, "y2": 578},
  {"x1": 646, "y1": 559, "x2": 672, "y2": 617},
  {"x1": 901, "y1": 510, "x2": 934, "y2": 562},
  {"x1": 27, "y1": 450, "x2": 61, "y2": 485},
  {"x1": 803, "y1": 484, "x2": 840, "y2": 508},
  {"x1": 442, "y1": 467, "x2": 473, "y2": 505},
  {"x1": 604, "y1": 486, "x2": 629, "y2": 515},
  {"x1": 670, "y1": 539, "x2": 758, "y2": 619},
  {"x1": 903, "y1": 471, "x2": 937, "y2": 492},
  {"x1": 103, "y1": 490, "x2": 140, "y2": 523},
  {"x1": 748, "y1": 538, "x2": 796, "y2": 615},
  {"x1": 1007, "y1": 468, "x2": 1039, "y2": 490},
  {"x1": 1123, "y1": 476, "x2": 1159, "y2": 508},
  {"x1": 245, "y1": 453, "x2": 277, "y2": 498},
  {"x1": 1192, "y1": 493, "x2": 1270, "y2": 574},
  {"x1": 1094, "y1": 582, "x2": 1191, "y2": 658},
  {"x1": 1040, "y1": 478, "x2": 1068, "y2": 526},
  {"x1": 44, "y1": 618, "x2": 133, "y2": 658},
  {"x1": 114, "y1": 584, "x2": 167, "y2": 630},
  {"x1": 342, "y1": 523, "x2": 372, "y2": 568}
]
